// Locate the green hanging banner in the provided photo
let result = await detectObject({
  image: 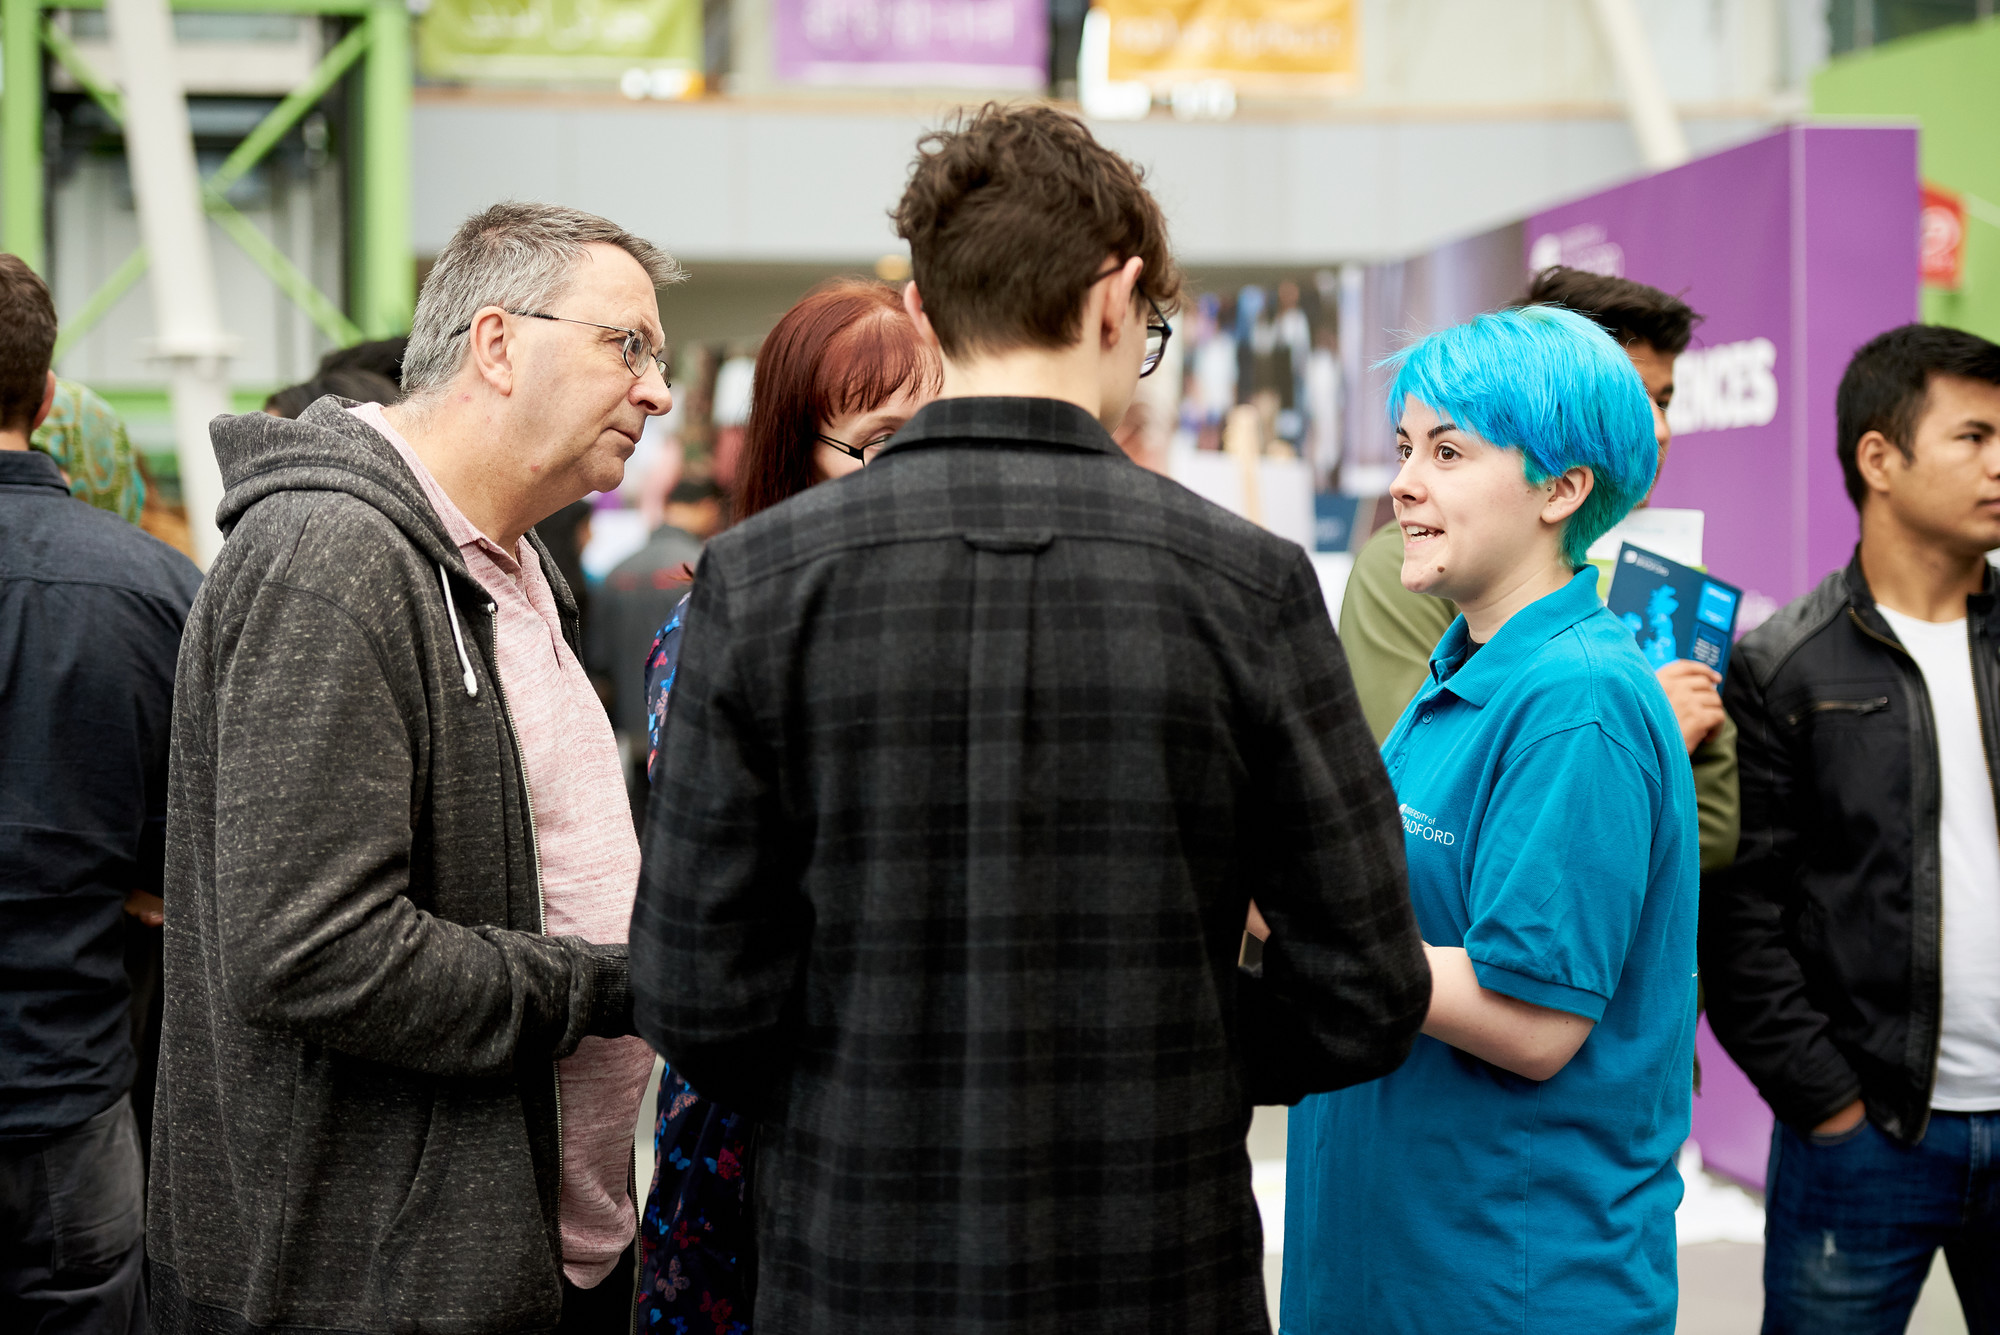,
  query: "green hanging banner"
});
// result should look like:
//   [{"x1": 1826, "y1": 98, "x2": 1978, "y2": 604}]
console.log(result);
[{"x1": 418, "y1": 0, "x2": 701, "y2": 86}]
